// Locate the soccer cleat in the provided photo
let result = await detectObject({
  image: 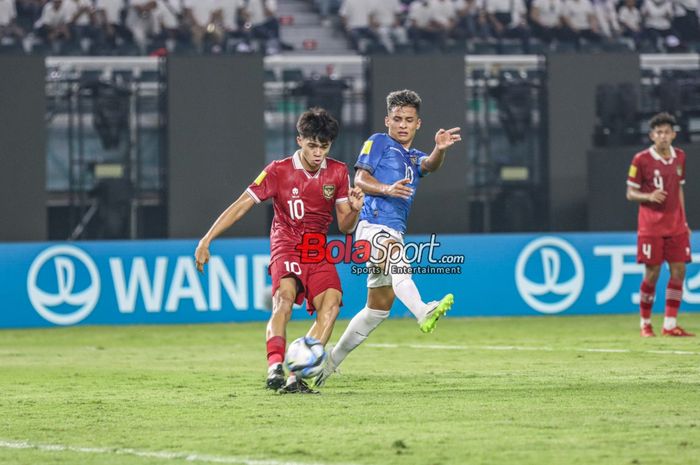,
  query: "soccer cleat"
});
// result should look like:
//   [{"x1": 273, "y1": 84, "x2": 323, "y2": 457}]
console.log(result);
[
  {"x1": 640, "y1": 324, "x2": 656, "y2": 338},
  {"x1": 312, "y1": 351, "x2": 338, "y2": 388},
  {"x1": 279, "y1": 377, "x2": 320, "y2": 395},
  {"x1": 418, "y1": 293, "x2": 454, "y2": 333},
  {"x1": 661, "y1": 326, "x2": 695, "y2": 337},
  {"x1": 266, "y1": 363, "x2": 285, "y2": 390}
]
